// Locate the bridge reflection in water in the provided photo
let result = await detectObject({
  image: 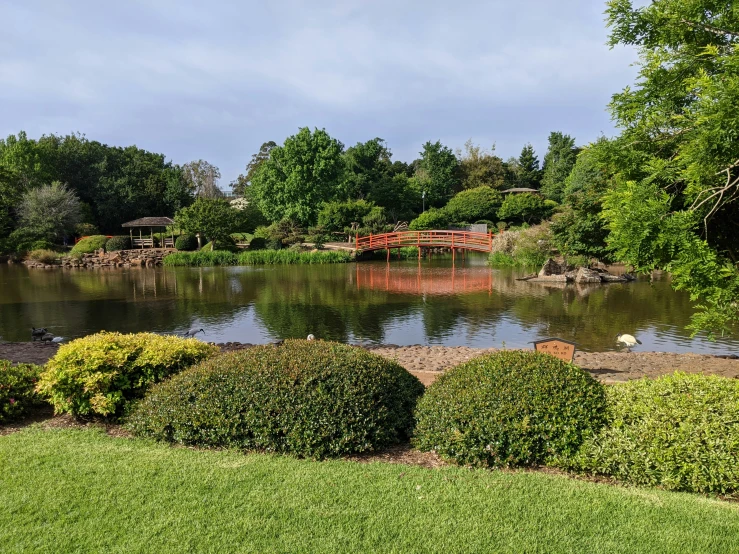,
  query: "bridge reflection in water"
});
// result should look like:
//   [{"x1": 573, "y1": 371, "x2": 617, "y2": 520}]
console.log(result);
[{"x1": 355, "y1": 263, "x2": 493, "y2": 295}]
